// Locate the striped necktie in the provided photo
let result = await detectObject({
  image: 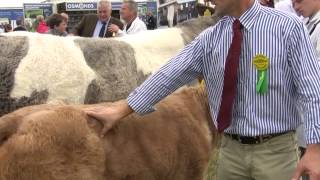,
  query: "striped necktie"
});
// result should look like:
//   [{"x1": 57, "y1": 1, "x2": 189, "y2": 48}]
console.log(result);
[{"x1": 99, "y1": 22, "x2": 107, "y2": 38}]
